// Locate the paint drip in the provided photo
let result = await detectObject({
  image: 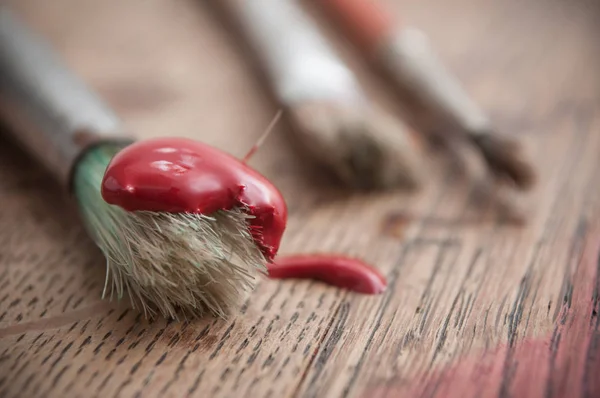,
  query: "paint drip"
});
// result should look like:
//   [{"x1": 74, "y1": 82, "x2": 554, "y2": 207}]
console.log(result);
[{"x1": 268, "y1": 254, "x2": 387, "y2": 294}]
